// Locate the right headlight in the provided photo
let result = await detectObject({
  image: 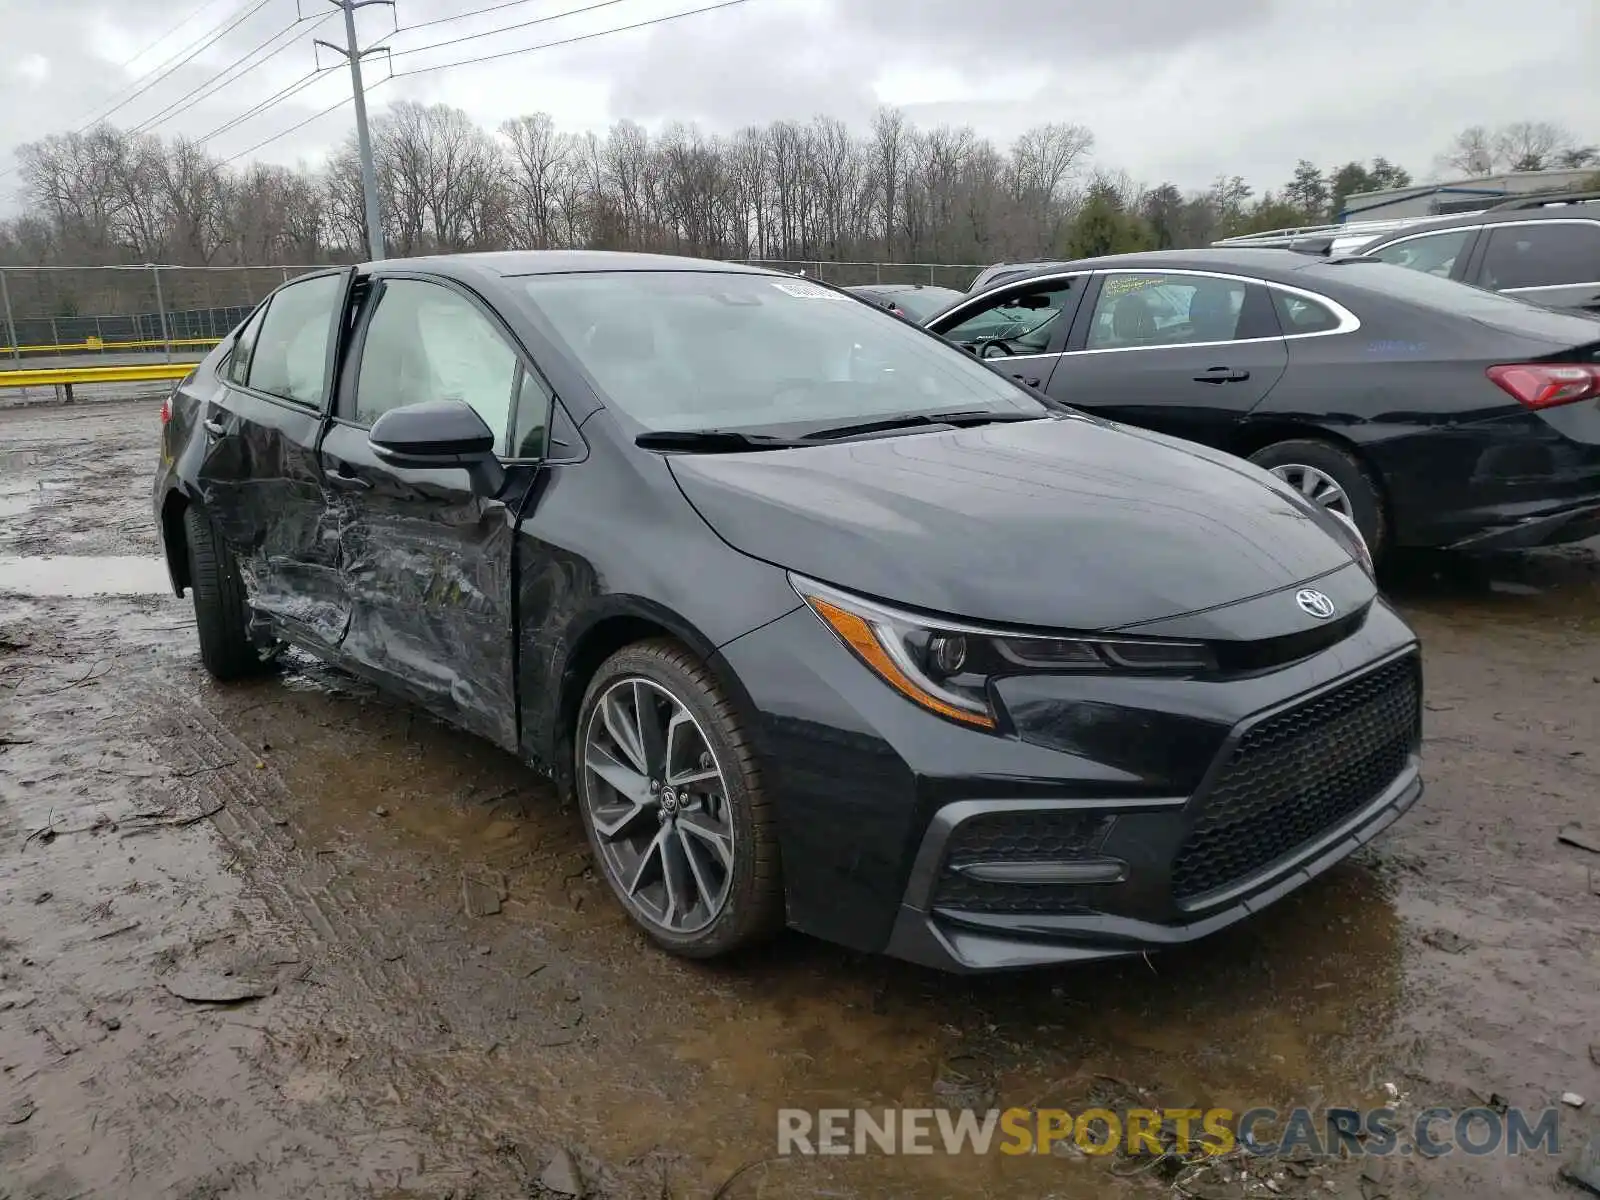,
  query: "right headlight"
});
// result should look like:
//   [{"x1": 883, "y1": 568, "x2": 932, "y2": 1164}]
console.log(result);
[{"x1": 791, "y1": 575, "x2": 1216, "y2": 732}]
